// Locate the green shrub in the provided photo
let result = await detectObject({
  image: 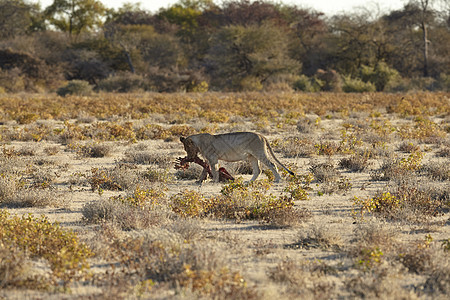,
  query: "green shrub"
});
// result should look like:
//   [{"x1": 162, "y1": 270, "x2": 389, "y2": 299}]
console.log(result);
[
  {"x1": 239, "y1": 76, "x2": 263, "y2": 91},
  {"x1": 56, "y1": 80, "x2": 93, "y2": 97},
  {"x1": 98, "y1": 72, "x2": 147, "y2": 93},
  {"x1": 436, "y1": 73, "x2": 450, "y2": 91},
  {"x1": 360, "y1": 62, "x2": 400, "y2": 91},
  {"x1": 294, "y1": 75, "x2": 315, "y2": 92},
  {"x1": 0, "y1": 209, "x2": 92, "y2": 284},
  {"x1": 170, "y1": 190, "x2": 206, "y2": 218},
  {"x1": 353, "y1": 184, "x2": 445, "y2": 222},
  {"x1": 342, "y1": 76, "x2": 376, "y2": 93}
]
